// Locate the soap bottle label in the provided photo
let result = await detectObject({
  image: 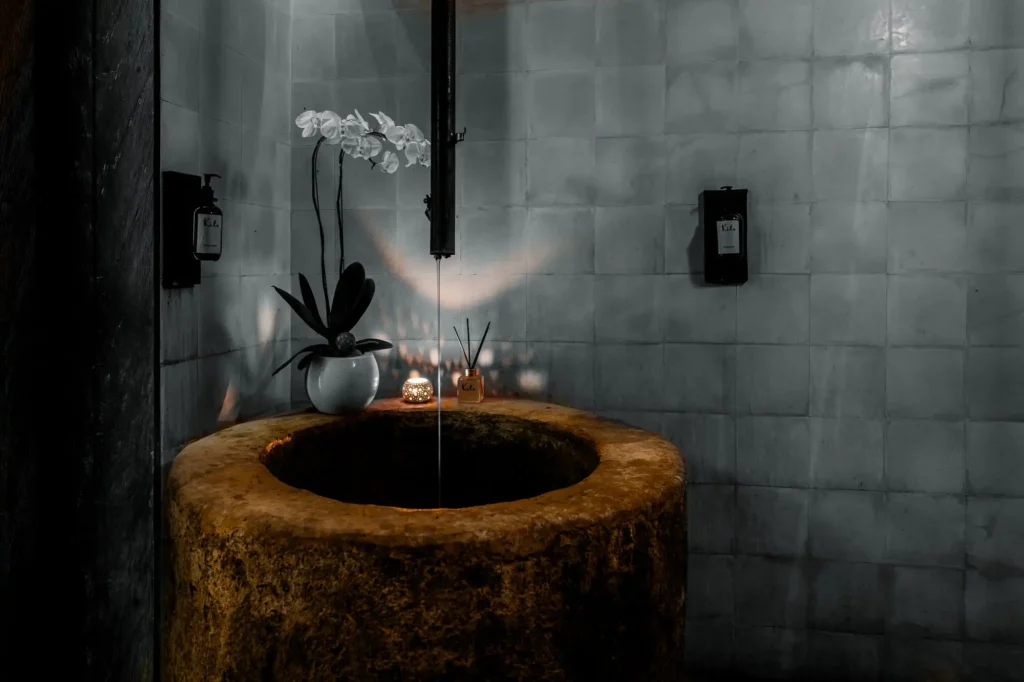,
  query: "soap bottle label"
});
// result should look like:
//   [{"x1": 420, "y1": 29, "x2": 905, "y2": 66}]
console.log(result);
[
  {"x1": 195, "y1": 213, "x2": 222, "y2": 254},
  {"x1": 716, "y1": 219, "x2": 739, "y2": 255}
]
